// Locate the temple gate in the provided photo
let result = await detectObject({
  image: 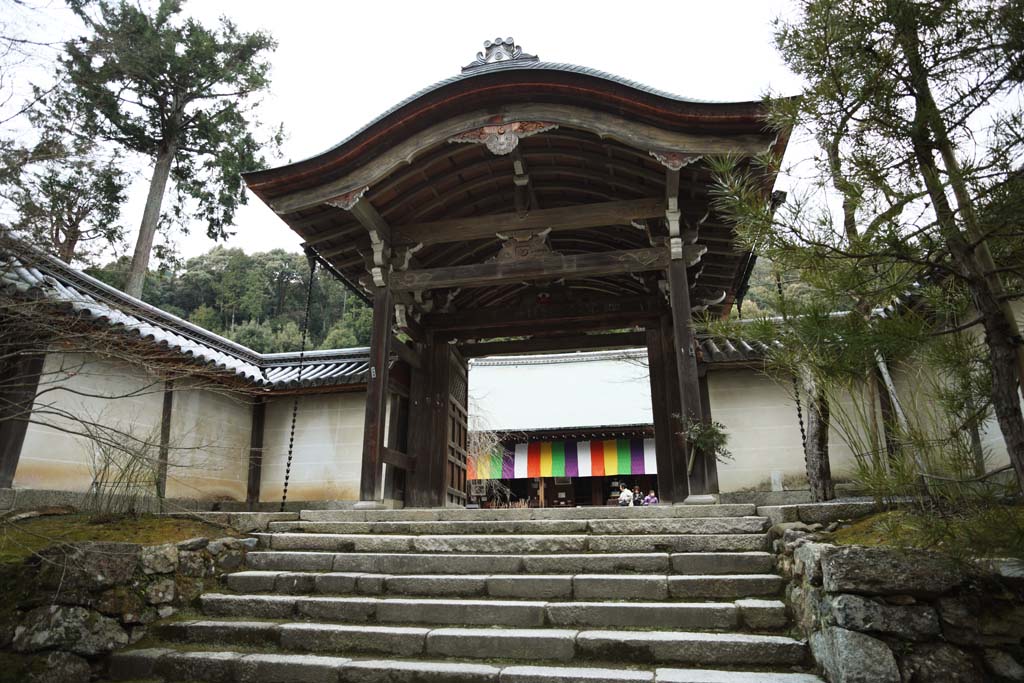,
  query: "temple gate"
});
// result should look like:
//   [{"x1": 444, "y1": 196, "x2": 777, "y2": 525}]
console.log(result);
[{"x1": 244, "y1": 39, "x2": 790, "y2": 507}]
